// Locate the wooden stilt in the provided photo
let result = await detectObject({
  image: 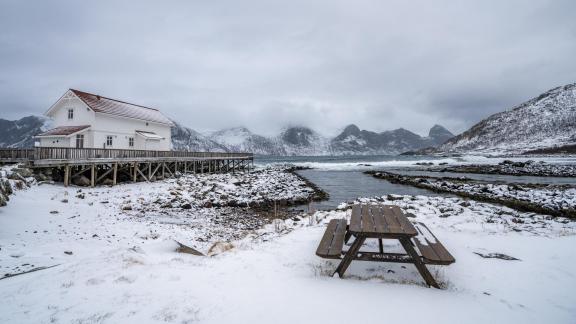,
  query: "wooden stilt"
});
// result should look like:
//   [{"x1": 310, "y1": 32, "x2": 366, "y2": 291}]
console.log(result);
[
  {"x1": 90, "y1": 164, "x2": 95, "y2": 187},
  {"x1": 113, "y1": 163, "x2": 117, "y2": 185},
  {"x1": 133, "y1": 162, "x2": 138, "y2": 182},
  {"x1": 64, "y1": 165, "x2": 70, "y2": 187}
]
